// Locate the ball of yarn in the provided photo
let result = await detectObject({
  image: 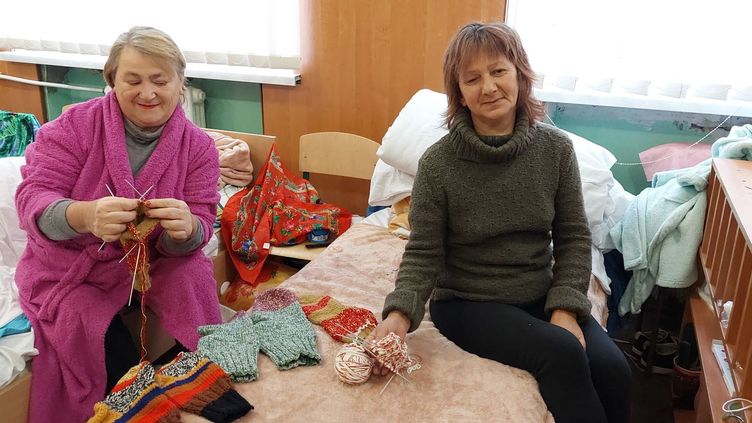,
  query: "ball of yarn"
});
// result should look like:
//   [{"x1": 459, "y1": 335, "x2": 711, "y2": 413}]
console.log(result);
[{"x1": 334, "y1": 343, "x2": 373, "y2": 385}]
